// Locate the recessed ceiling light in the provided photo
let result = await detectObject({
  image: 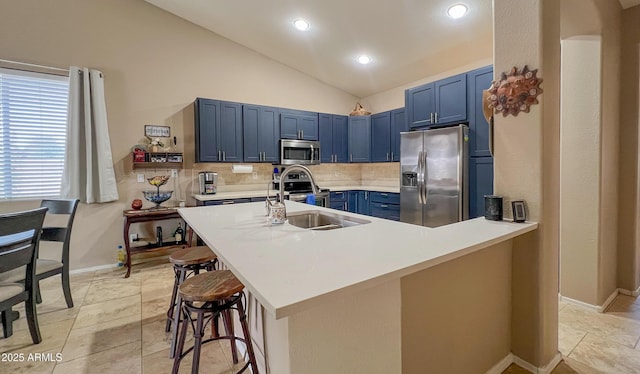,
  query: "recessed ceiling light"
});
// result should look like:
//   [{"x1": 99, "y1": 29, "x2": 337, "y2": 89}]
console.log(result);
[
  {"x1": 357, "y1": 55, "x2": 372, "y2": 65},
  {"x1": 447, "y1": 4, "x2": 468, "y2": 19},
  {"x1": 293, "y1": 18, "x2": 310, "y2": 31}
]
